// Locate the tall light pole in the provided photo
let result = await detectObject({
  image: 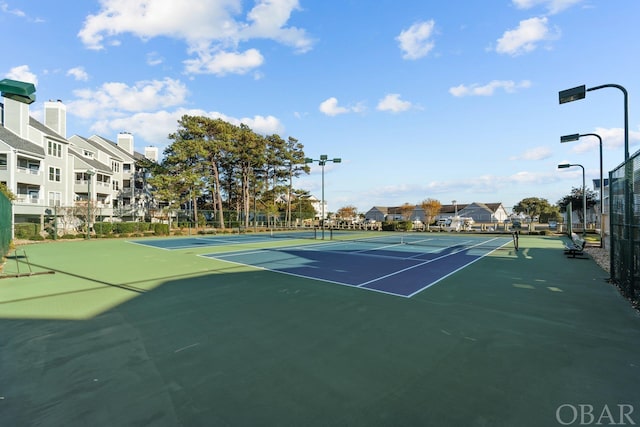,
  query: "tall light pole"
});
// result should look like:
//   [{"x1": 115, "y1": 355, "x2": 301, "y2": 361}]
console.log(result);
[
  {"x1": 561, "y1": 132, "x2": 604, "y2": 247},
  {"x1": 558, "y1": 163, "x2": 586, "y2": 238},
  {"x1": 559, "y1": 83, "x2": 631, "y2": 280},
  {"x1": 86, "y1": 169, "x2": 95, "y2": 240},
  {"x1": 252, "y1": 168, "x2": 265, "y2": 232},
  {"x1": 305, "y1": 155, "x2": 341, "y2": 239}
]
